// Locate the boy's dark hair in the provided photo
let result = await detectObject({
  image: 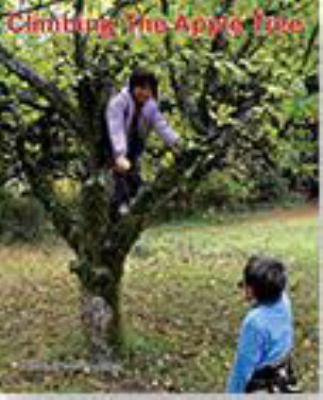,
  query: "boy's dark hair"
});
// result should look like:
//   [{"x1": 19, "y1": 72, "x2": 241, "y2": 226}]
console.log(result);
[
  {"x1": 243, "y1": 256, "x2": 287, "y2": 304},
  {"x1": 129, "y1": 68, "x2": 158, "y2": 98}
]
